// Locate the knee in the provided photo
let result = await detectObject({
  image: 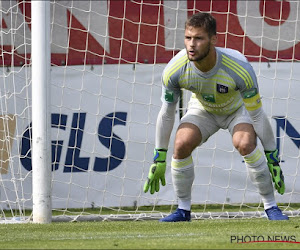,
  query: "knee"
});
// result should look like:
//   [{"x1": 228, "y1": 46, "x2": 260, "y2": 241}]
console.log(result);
[
  {"x1": 234, "y1": 139, "x2": 256, "y2": 156},
  {"x1": 232, "y1": 124, "x2": 257, "y2": 156},
  {"x1": 173, "y1": 138, "x2": 193, "y2": 159}
]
